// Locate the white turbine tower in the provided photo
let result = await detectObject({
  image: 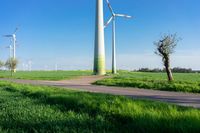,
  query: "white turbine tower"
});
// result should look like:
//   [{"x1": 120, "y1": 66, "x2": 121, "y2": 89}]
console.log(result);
[
  {"x1": 22, "y1": 63, "x2": 26, "y2": 71},
  {"x1": 104, "y1": 0, "x2": 132, "y2": 74},
  {"x1": 93, "y1": 0, "x2": 106, "y2": 75},
  {"x1": 3, "y1": 28, "x2": 19, "y2": 72},
  {"x1": 28, "y1": 60, "x2": 32, "y2": 71}
]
